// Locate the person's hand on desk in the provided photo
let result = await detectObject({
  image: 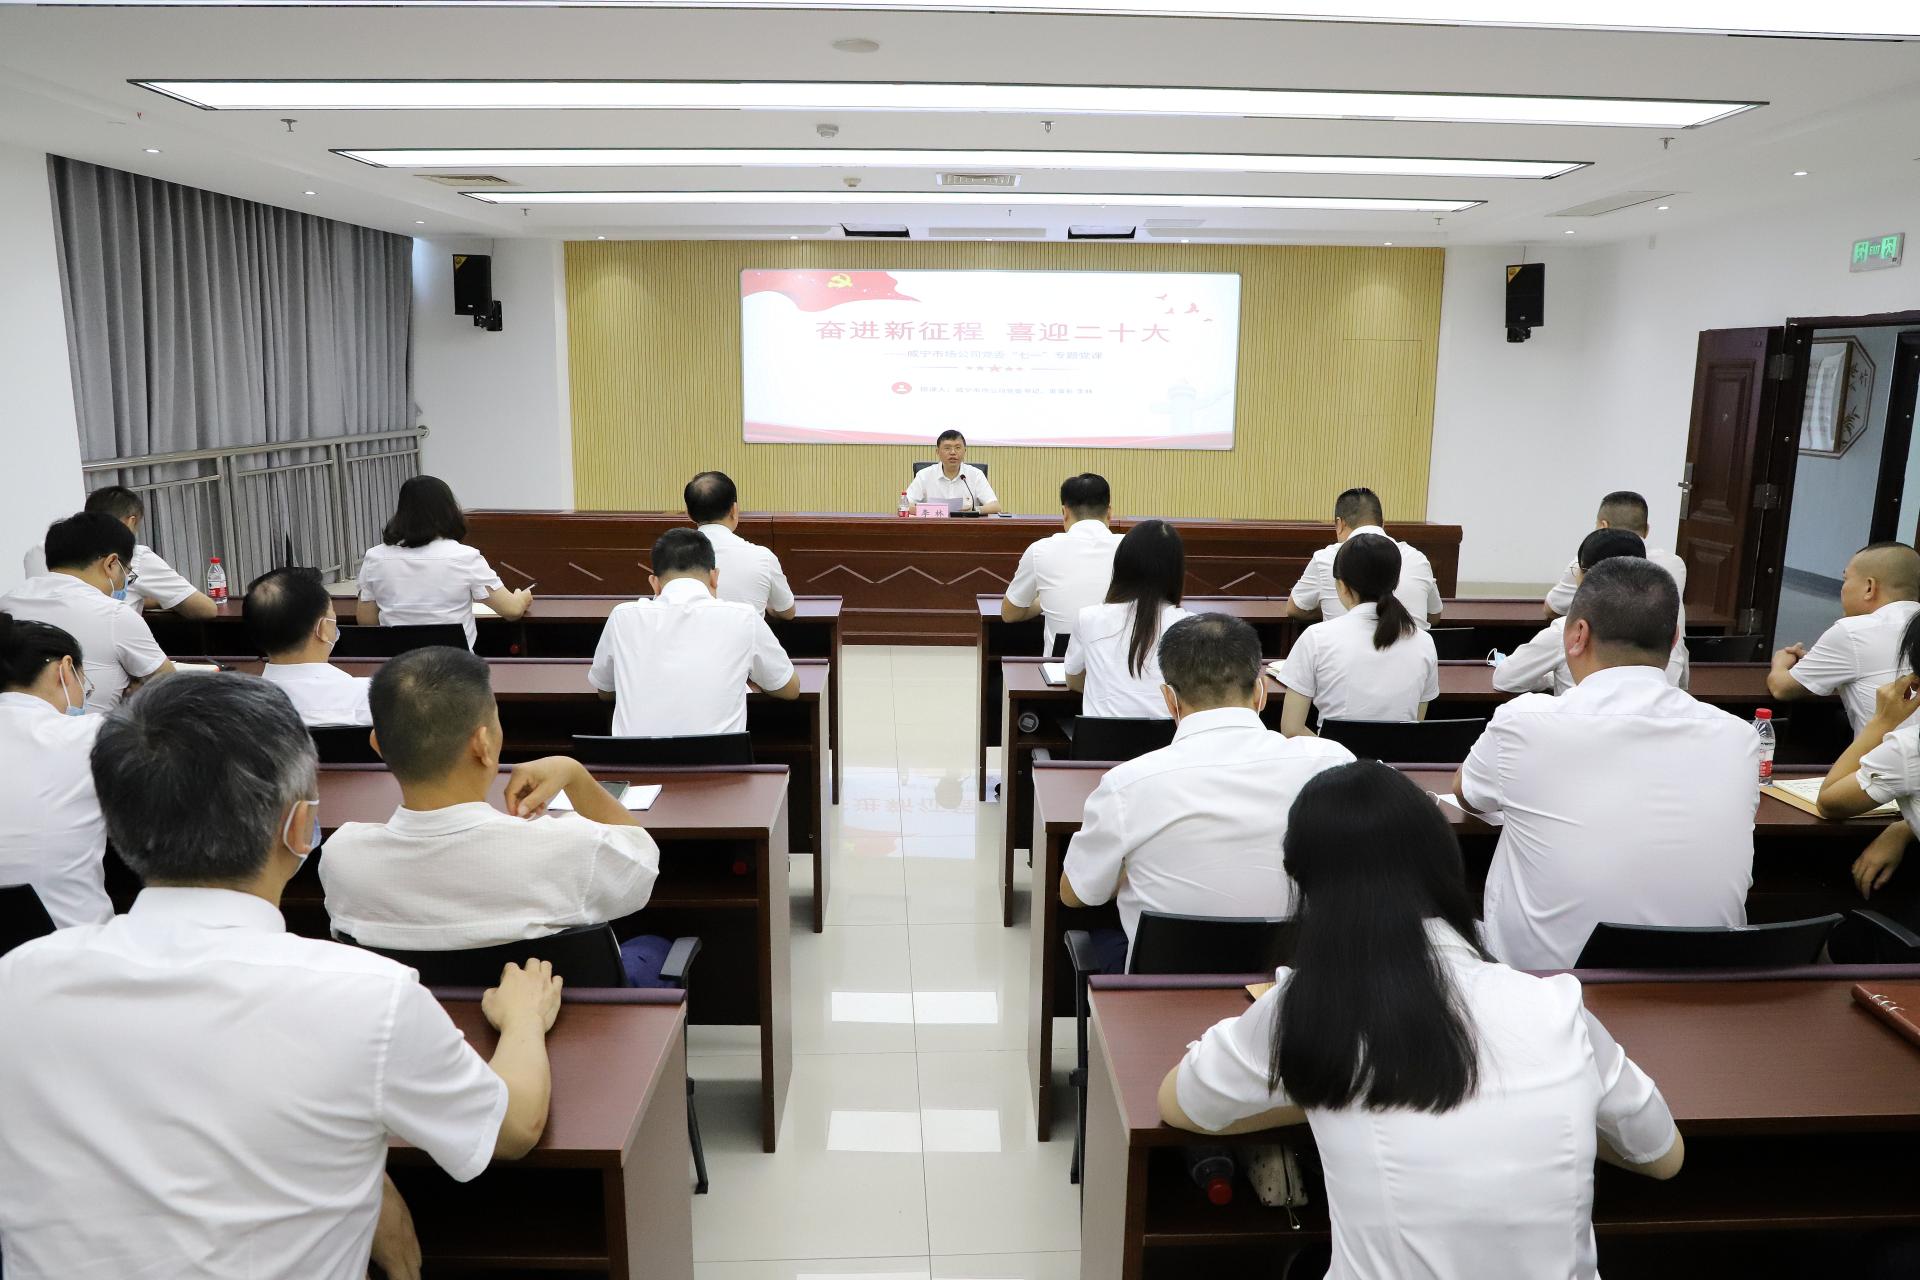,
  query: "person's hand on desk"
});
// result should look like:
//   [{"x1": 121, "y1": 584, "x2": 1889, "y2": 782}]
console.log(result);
[
  {"x1": 483, "y1": 960, "x2": 564, "y2": 1159},
  {"x1": 1853, "y1": 820, "x2": 1910, "y2": 899},
  {"x1": 1819, "y1": 674, "x2": 1920, "y2": 818},
  {"x1": 369, "y1": 1173, "x2": 421, "y2": 1280},
  {"x1": 487, "y1": 586, "x2": 534, "y2": 620},
  {"x1": 505, "y1": 756, "x2": 639, "y2": 825}
]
